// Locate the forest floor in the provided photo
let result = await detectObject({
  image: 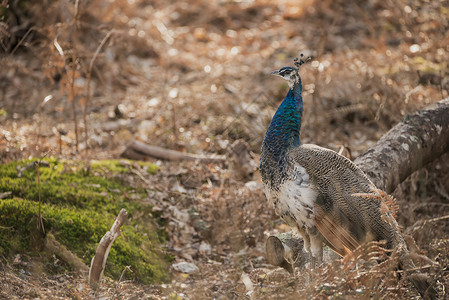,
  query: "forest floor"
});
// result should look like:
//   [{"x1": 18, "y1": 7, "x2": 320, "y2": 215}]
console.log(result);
[{"x1": 1, "y1": 0, "x2": 449, "y2": 299}]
